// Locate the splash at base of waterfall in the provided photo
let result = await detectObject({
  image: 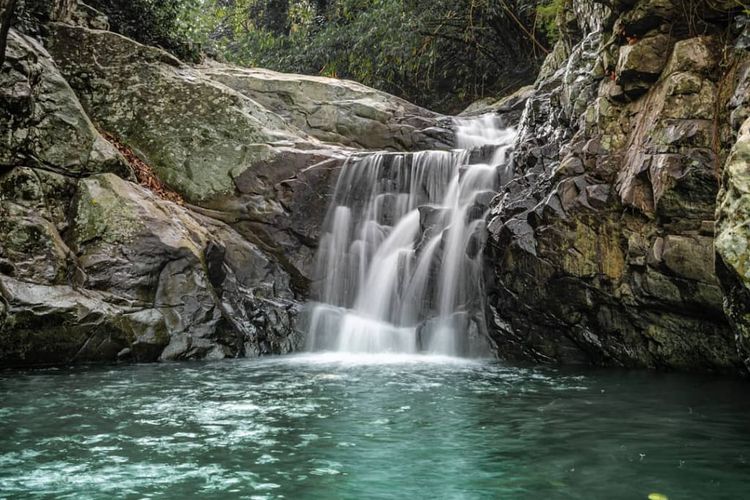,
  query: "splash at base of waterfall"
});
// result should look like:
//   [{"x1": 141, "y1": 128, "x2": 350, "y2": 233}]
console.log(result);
[
  {"x1": 306, "y1": 304, "x2": 491, "y2": 356},
  {"x1": 305, "y1": 115, "x2": 515, "y2": 357}
]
